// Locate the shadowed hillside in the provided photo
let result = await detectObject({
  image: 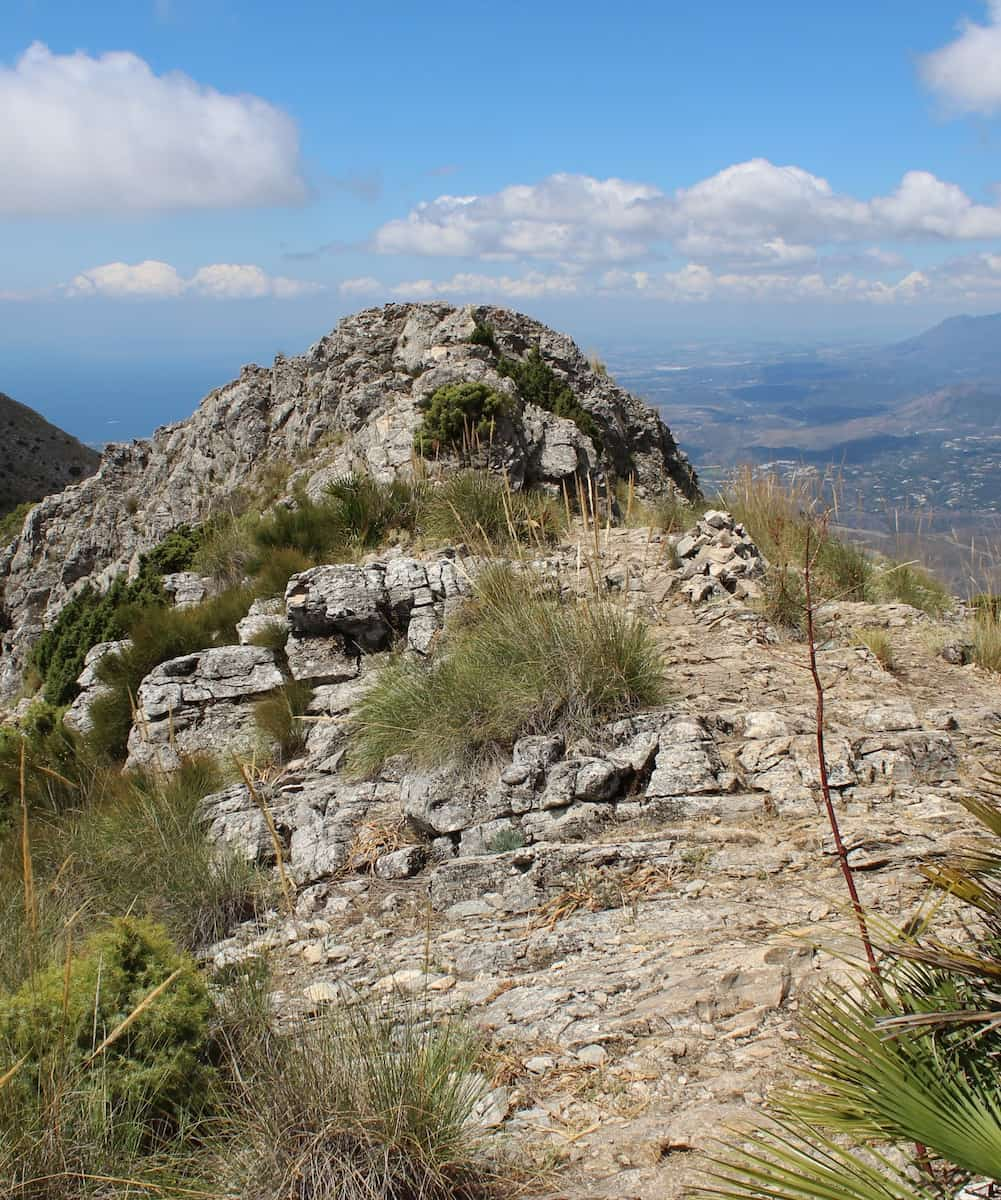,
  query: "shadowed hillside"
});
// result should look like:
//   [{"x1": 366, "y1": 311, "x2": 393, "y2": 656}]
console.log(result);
[{"x1": 0, "y1": 392, "x2": 100, "y2": 515}]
